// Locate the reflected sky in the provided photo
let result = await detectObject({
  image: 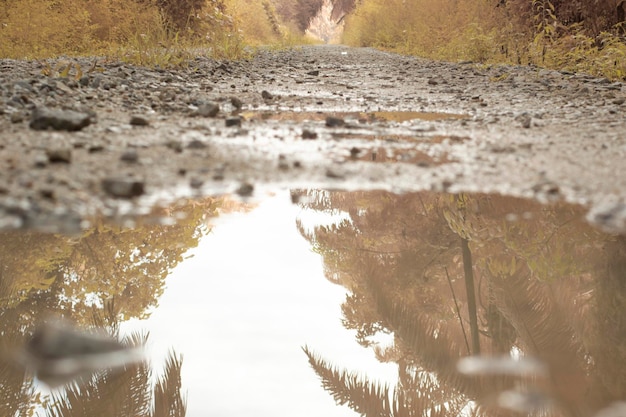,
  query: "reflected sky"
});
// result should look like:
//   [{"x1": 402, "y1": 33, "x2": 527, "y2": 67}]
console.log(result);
[{"x1": 121, "y1": 191, "x2": 397, "y2": 417}]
